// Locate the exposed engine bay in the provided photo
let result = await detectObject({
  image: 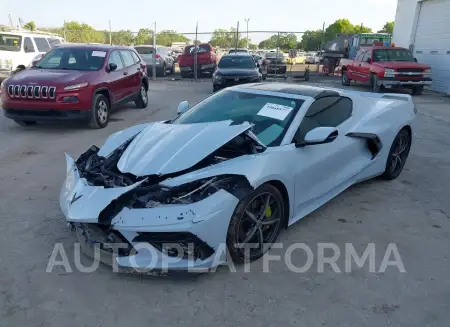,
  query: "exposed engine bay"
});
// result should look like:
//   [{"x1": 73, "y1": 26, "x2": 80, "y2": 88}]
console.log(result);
[{"x1": 74, "y1": 130, "x2": 260, "y2": 225}]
